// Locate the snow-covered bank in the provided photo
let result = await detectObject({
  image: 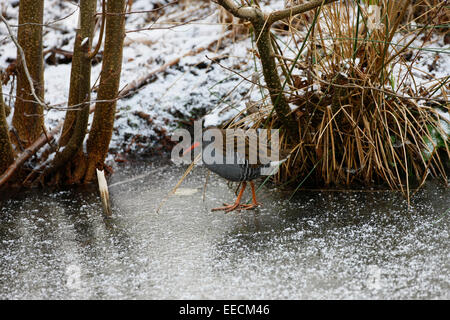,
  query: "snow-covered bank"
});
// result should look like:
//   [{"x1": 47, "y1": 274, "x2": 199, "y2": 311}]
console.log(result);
[
  {"x1": 1, "y1": 0, "x2": 448, "y2": 166},
  {"x1": 1, "y1": 0, "x2": 257, "y2": 160}
]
